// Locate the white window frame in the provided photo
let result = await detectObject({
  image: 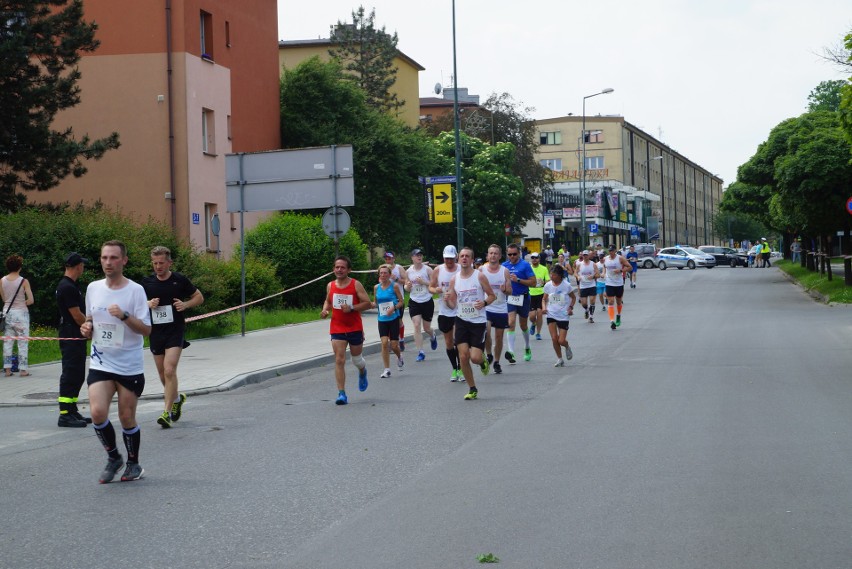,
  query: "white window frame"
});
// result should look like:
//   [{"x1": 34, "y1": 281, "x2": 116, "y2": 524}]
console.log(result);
[{"x1": 584, "y1": 156, "x2": 604, "y2": 170}]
